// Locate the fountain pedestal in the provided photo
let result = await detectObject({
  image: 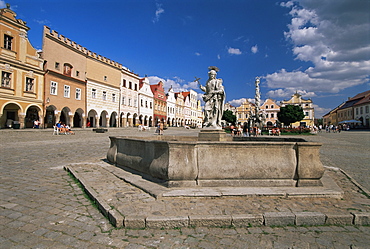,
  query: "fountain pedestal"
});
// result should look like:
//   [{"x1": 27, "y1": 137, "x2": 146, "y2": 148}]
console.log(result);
[{"x1": 198, "y1": 129, "x2": 230, "y2": 141}]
